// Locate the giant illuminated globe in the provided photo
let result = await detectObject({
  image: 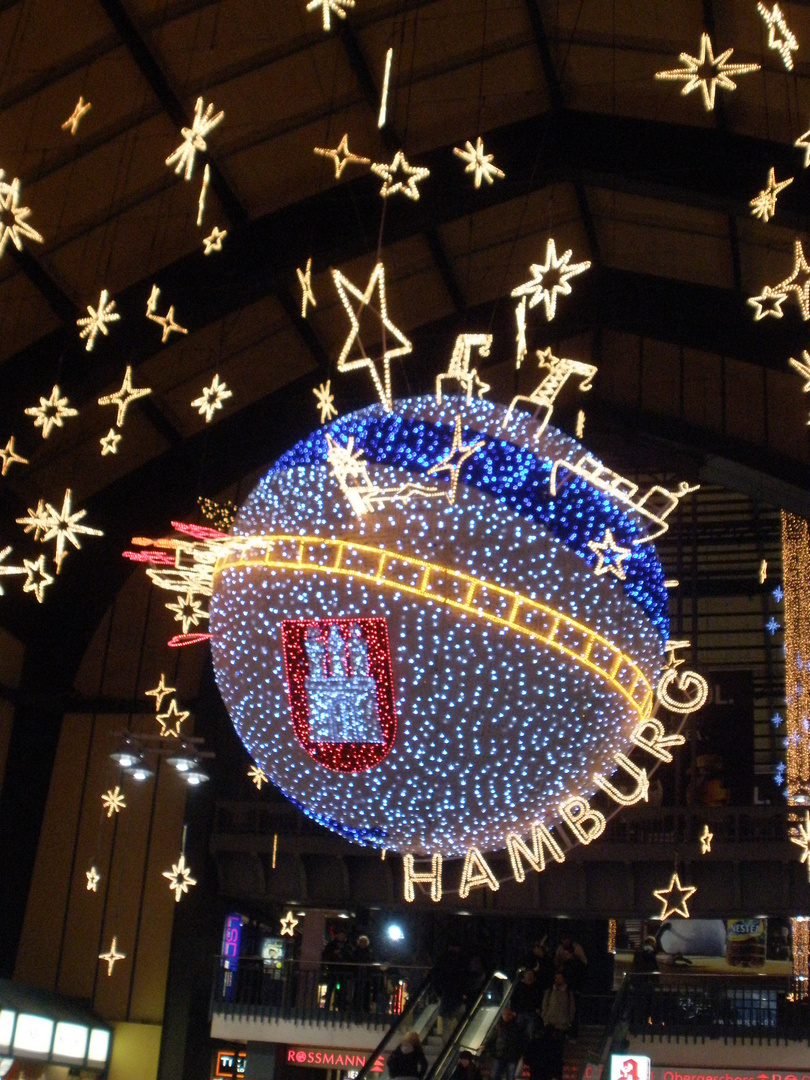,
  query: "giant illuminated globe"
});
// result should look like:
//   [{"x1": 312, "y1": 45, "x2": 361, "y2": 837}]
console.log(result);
[{"x1": 210, "y1": 394, "x2": 670, "y2": 858}]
